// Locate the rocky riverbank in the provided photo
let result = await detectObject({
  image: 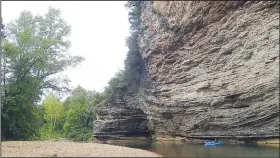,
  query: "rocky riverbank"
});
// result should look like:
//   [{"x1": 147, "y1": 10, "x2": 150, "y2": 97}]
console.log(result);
[{"x1": 1, "y1": 141, "x2": 161, "y2": 157}]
